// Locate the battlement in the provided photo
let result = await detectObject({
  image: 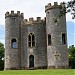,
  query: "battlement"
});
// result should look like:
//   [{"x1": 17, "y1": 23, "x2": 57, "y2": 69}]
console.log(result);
[
  {"x1": 22, "y1": 17, "x2": 46, "y2": 25},
  {"x1": 5, "y1": 11, "x2": 24, "y2": 18},
  {"x1": 45, "y1": 2, "x2": 65, "y2": 12}
]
